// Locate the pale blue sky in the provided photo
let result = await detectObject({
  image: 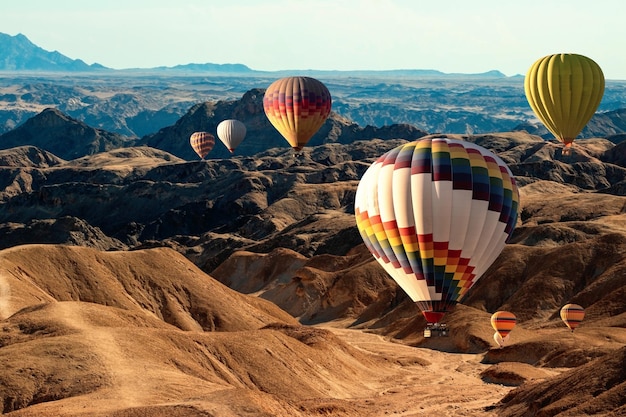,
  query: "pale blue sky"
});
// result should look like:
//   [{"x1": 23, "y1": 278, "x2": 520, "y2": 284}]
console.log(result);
[{"x1": 3, "y1": 0, "x2": 625, "y2": 79}]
